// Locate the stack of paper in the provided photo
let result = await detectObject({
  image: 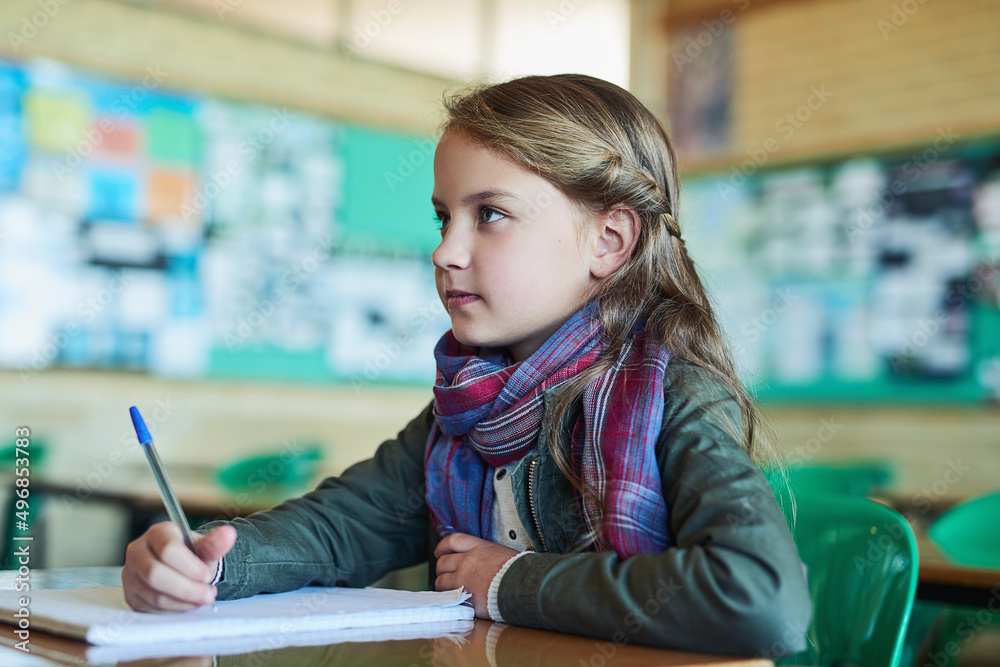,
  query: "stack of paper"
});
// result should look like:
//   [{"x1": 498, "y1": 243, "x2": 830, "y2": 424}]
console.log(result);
[{"x1": 0, "y1": 585, "x2": 474, "y2": 660}]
